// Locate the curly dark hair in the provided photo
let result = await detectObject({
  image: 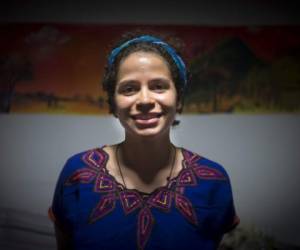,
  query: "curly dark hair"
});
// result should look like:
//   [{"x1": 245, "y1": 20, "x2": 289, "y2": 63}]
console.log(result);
[{"x1": 101, "y1": 31, "x2": 188, "y2": 126}]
